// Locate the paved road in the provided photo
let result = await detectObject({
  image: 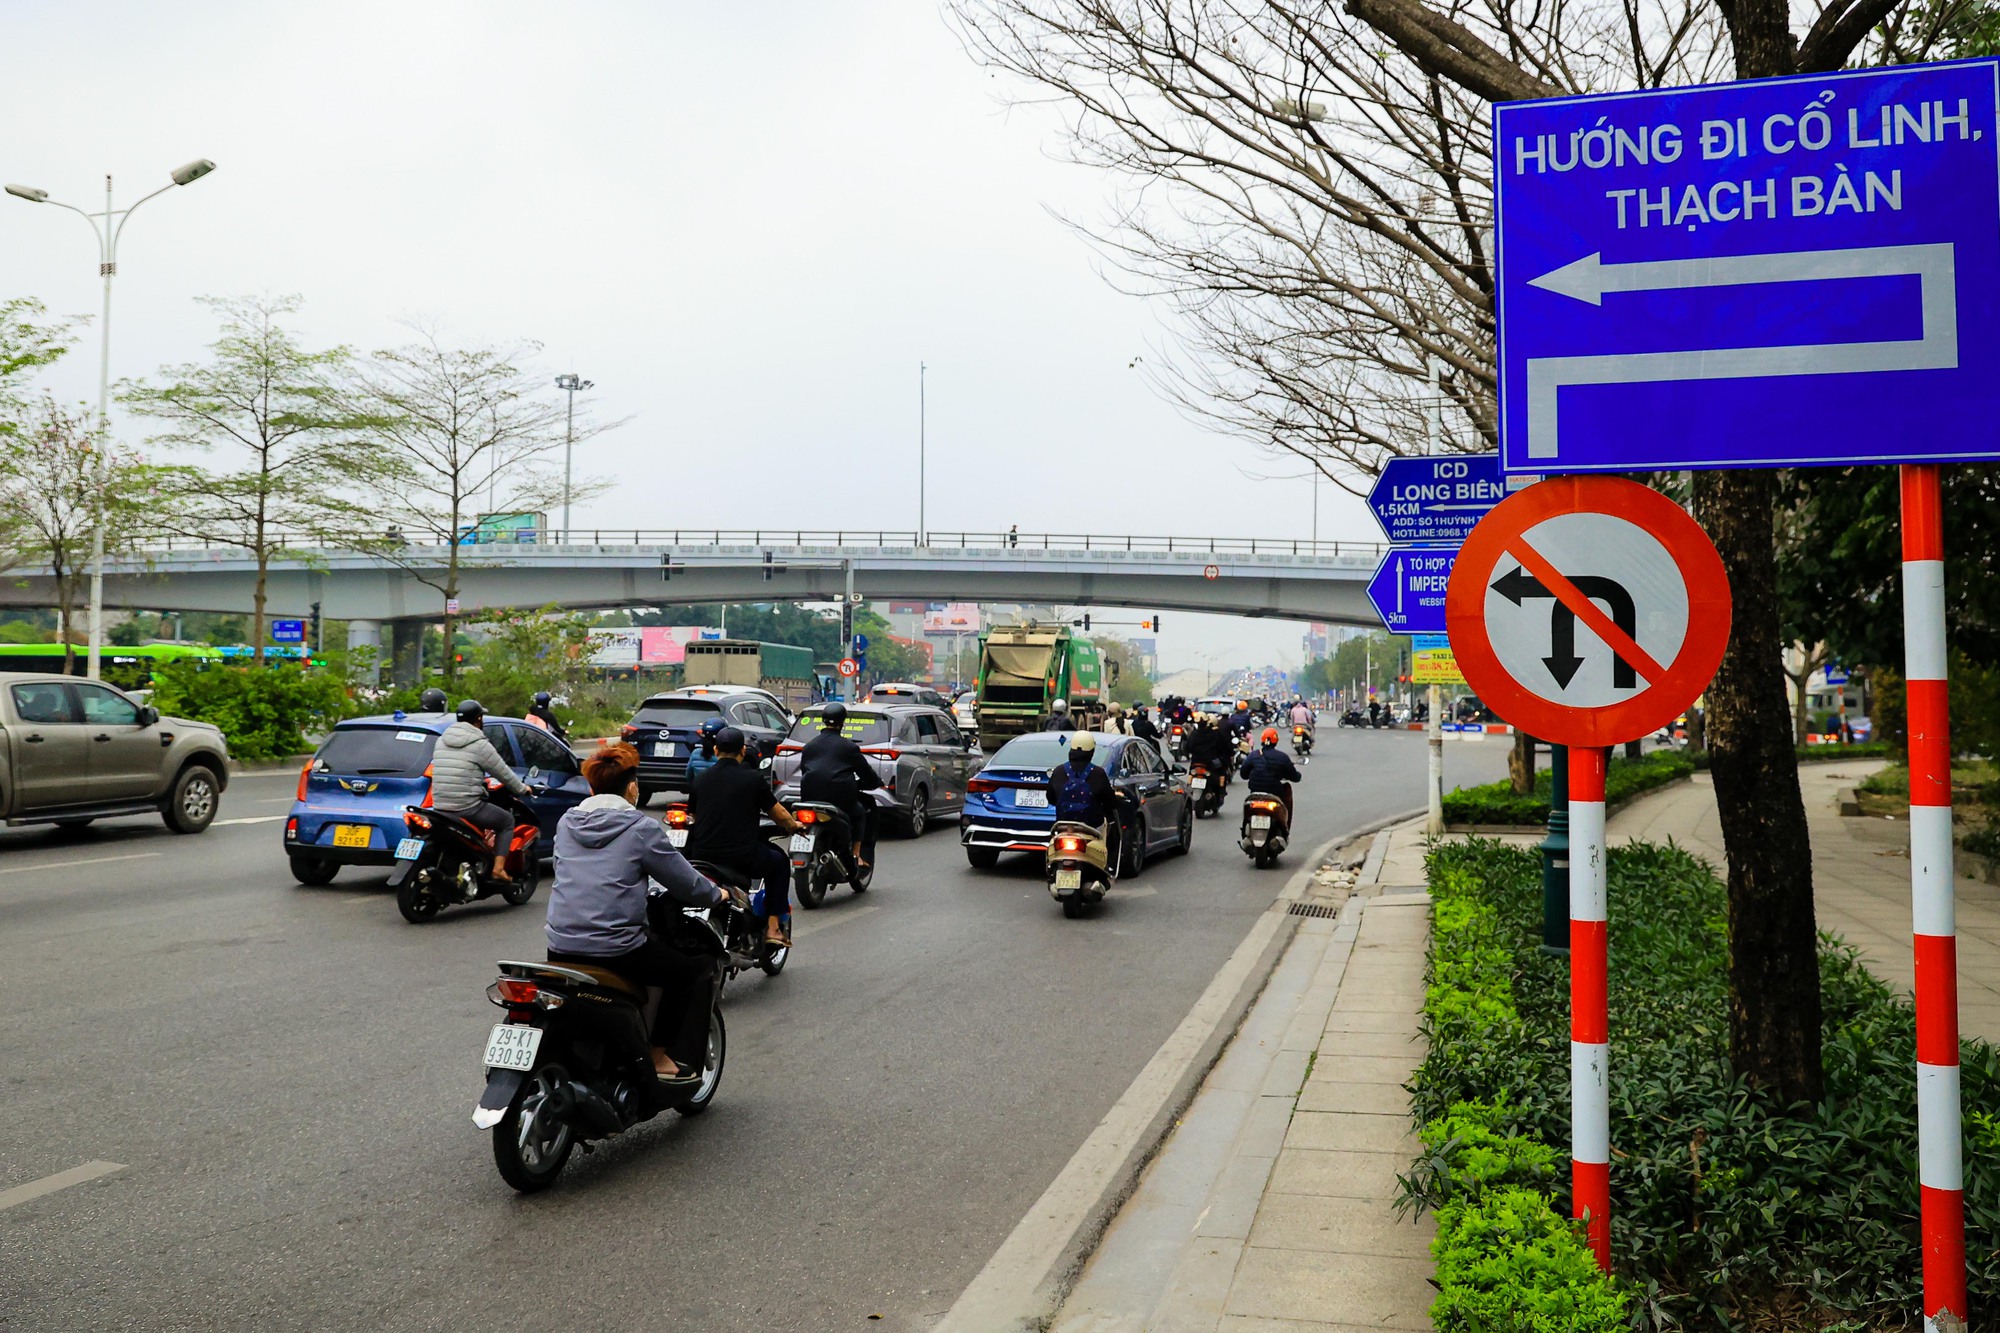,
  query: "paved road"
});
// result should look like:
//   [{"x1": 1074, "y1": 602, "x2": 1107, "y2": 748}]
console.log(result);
[{"x1": 0, "y1": 728, "x2": 1509, "y2": 1332}]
